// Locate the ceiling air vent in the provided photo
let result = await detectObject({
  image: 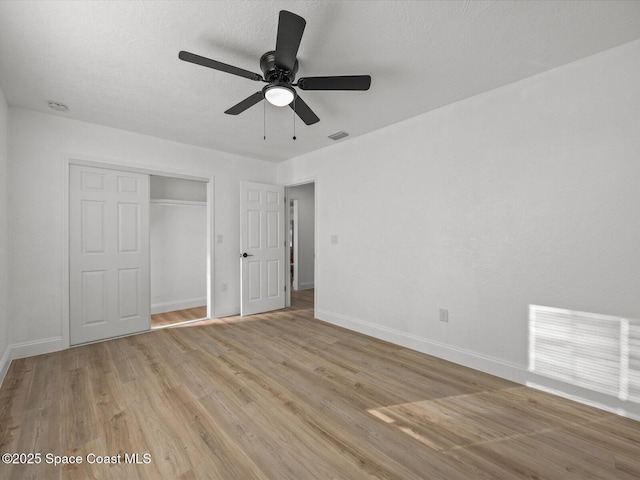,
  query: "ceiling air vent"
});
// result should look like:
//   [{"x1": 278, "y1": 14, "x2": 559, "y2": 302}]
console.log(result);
[
  {"x1": 328, "y1": 131, "x2": 349, "y2": 141},
  {"x1": 48, "y1": 101, "x2": 69, "y2": 112}
]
